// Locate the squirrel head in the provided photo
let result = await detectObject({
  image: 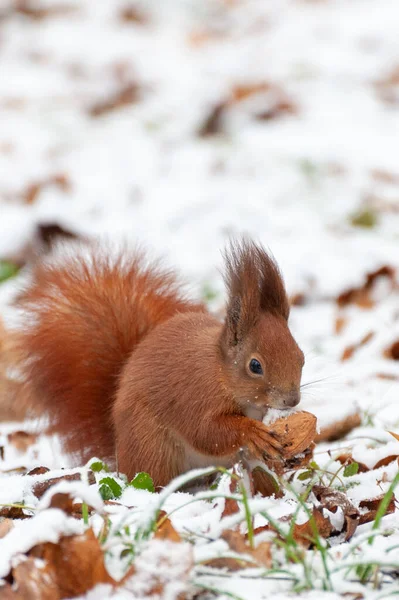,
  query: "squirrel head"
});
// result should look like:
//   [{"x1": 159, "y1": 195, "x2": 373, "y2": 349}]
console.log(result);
[{"x1": 219, "y1": 240, "x2": 304, "y2": 420}]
